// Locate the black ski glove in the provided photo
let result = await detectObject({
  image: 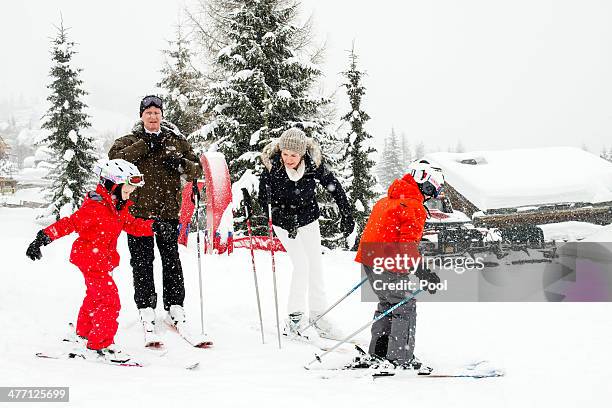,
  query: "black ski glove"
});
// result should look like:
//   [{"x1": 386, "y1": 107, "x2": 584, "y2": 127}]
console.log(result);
[
  {"x1": 286, "y1": 224, "x2": 298, "y2": 239},
  {"x1": 142, "y1": 133, "x2": 165, "y2": 153},
  {"x1": 152, "y1": 221, "x2": 177, "y2": 241},
  {"x1": 340, "y1": 214, "x2": 355, "y2": 238},
  {"x1": 163, "y1": 157, "x2": 186, "y2": 174},
  {"x1": 191, "y1": 180, "x2": 201, "y2": 204},
  {"x1": 26, "y1": 230, "x2": 52, "y2": 261},
  {"x1": 286, "y1": 213, "x2": 300, "y2": 239},
  {"x1": 414, "y1": 266, "x2": 440, "y2": 294},
  {"x1": 242, "y1": 188, "x2": 253, "y2": 220}
]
